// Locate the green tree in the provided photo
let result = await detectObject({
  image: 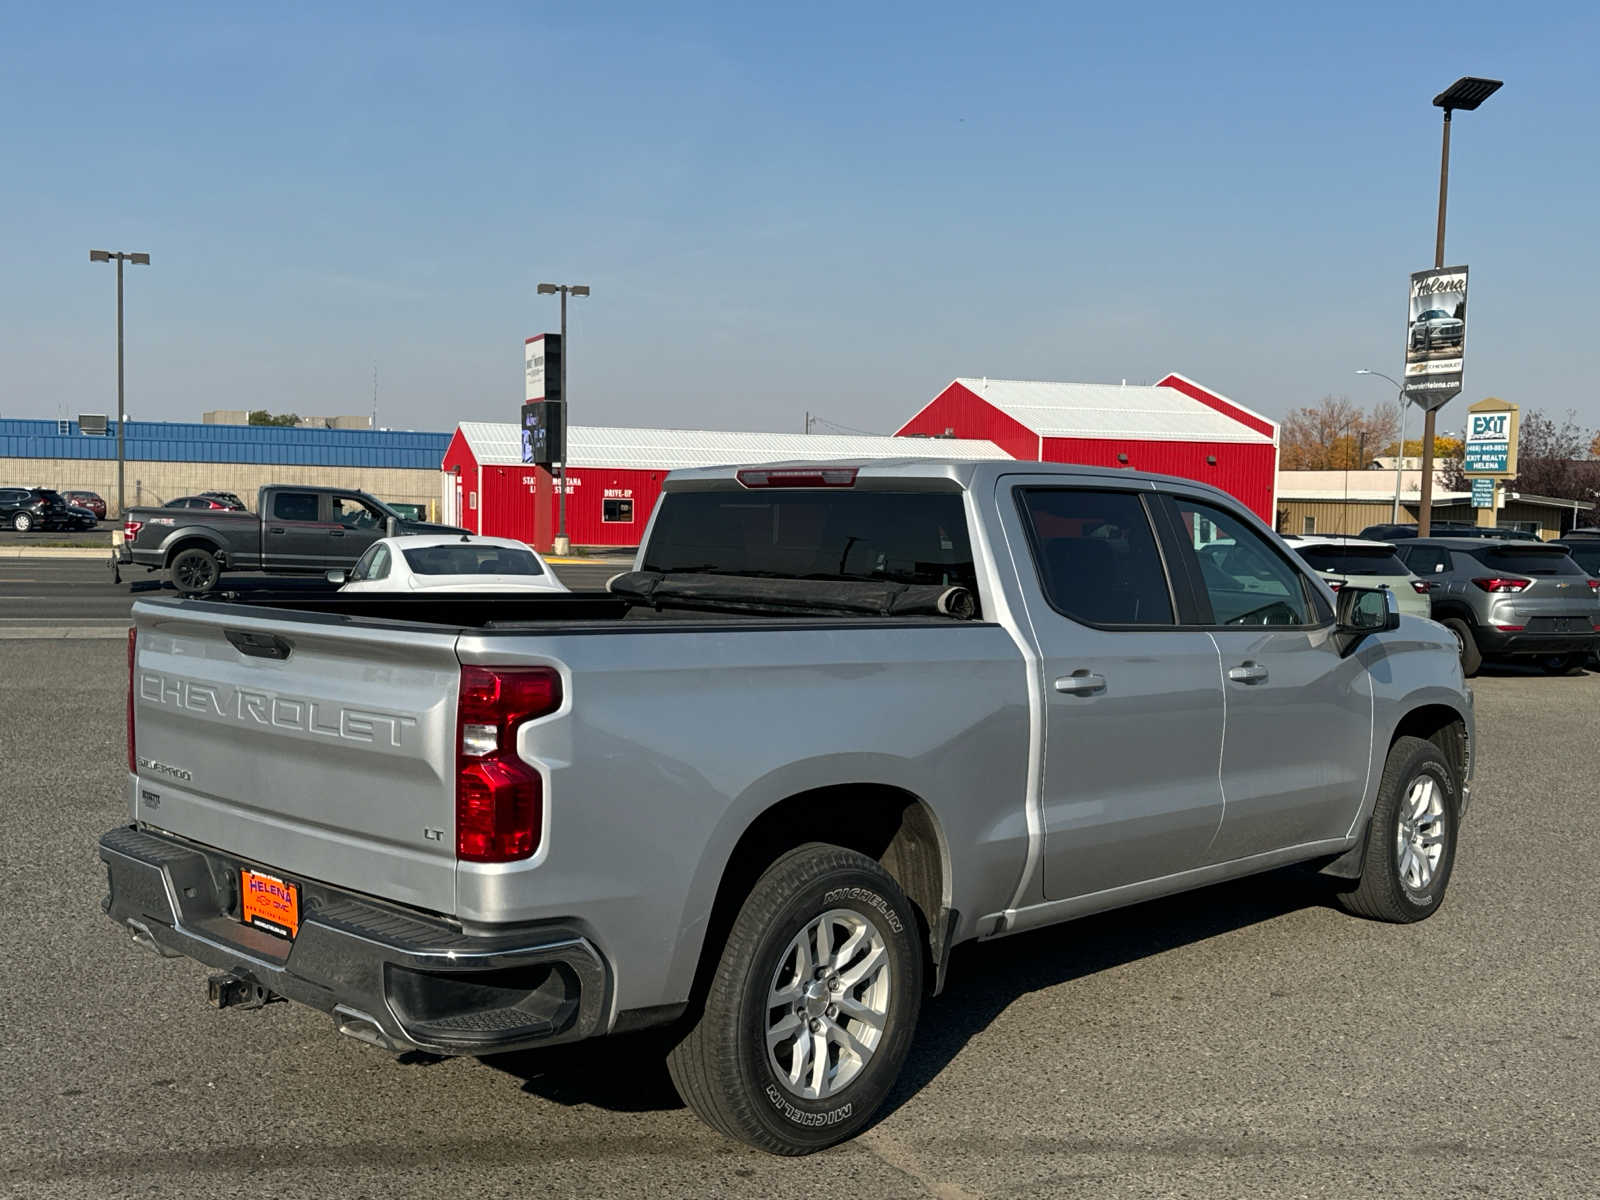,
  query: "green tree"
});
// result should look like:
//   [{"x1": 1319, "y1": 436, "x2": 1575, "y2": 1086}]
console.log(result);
[{"x1": 248, "y1": 410, "x2": 300, "y2": 427}]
